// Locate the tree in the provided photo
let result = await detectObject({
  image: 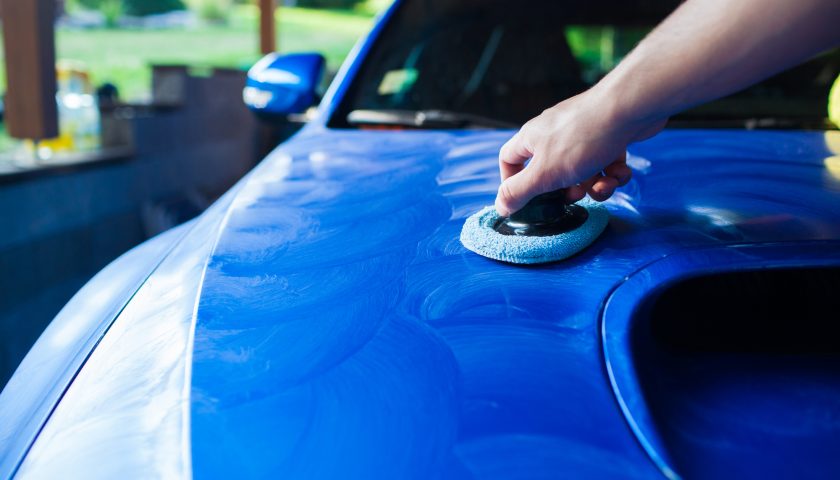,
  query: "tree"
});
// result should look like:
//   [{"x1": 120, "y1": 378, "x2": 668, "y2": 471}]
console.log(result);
[
  {"x1": 122, "y1": 0, "x2": 185, "y2": 16},
  {"x1": 295, "y1": 0, "x2": 364, "y2": 9},
  {"x1": 70, "y1": 0, "x2": 186, "y2": 16}
]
